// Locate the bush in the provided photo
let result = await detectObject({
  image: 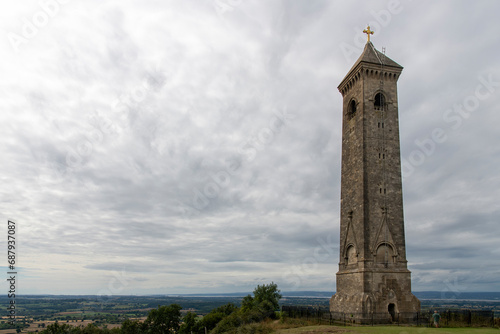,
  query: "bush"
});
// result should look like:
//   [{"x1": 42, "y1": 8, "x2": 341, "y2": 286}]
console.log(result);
[
  {"x1": 196, "y1": 303, "x2": 237, "y2": 333},
  {"x1": 232, "y1": 322, "x2": 271, "y2": 334},
  {"x1": 211, "y1": 312, "x2": 243, "y2": 334},
  {"x1": 211, "y1": 283, "x2": 282, "y2": 333}
]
